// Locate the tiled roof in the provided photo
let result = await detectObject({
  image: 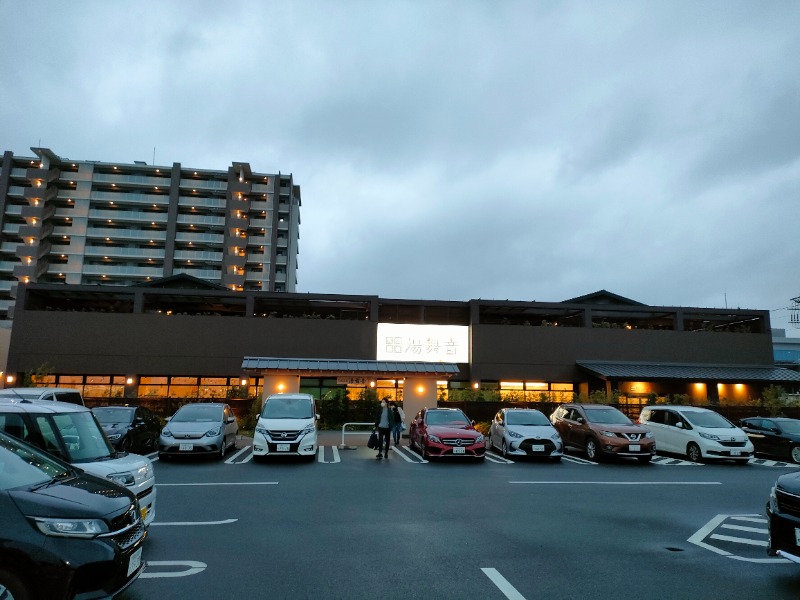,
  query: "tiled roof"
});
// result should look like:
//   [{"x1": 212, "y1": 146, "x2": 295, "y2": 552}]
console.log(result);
[
  {"x1": 241, "y1": 357, "x2": 460, "y2": 376},
  {"x1": 577, "y1": 361, "x2": 800, "y2": 382}
]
